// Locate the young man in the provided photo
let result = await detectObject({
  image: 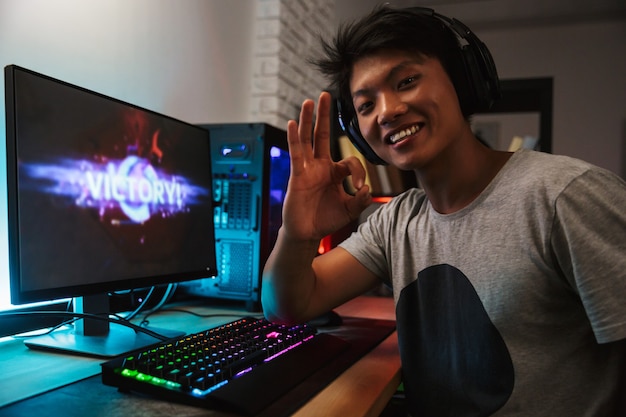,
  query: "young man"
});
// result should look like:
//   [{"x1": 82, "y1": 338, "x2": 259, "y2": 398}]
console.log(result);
[{"x1": 262, "y1": 6, "x2": 626, "y2": 416}]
